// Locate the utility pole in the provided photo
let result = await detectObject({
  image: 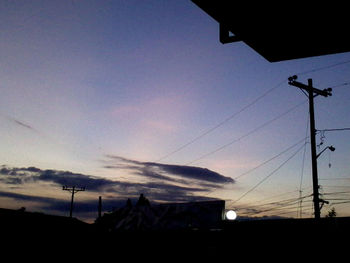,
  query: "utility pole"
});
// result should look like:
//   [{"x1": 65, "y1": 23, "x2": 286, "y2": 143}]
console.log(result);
[
  {"x1": 62, "y1": 186, "x2": 86, "y2": 218},
  {"x1": 98, "y1": 196, "x2": 102, "y2": 219},
  {"x1": 288, "y1": 76, "x2": 332, "y2": 219}
]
